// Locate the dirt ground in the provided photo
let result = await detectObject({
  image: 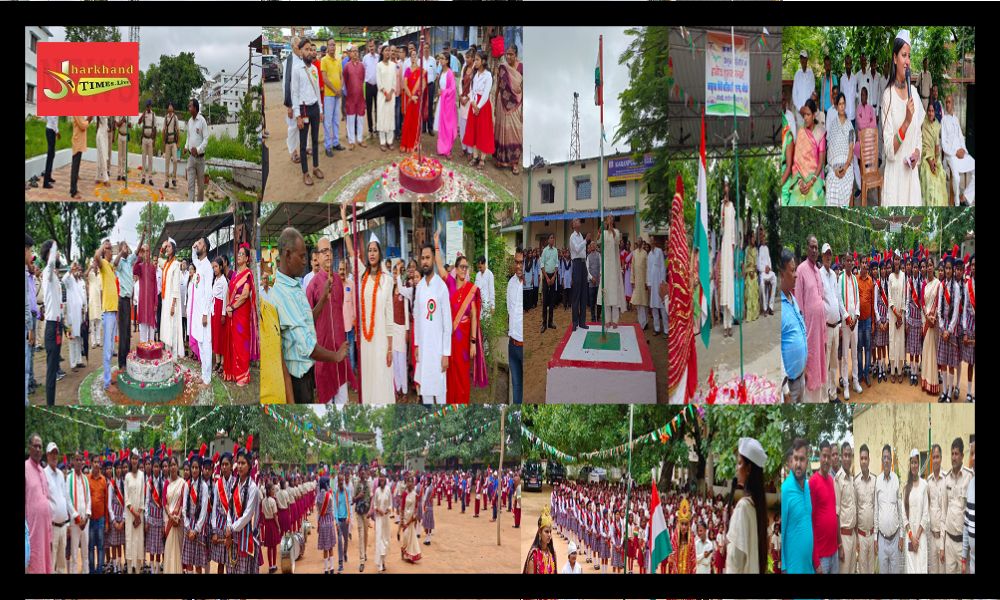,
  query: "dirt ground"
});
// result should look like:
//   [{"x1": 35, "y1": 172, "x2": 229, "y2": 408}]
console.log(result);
[
  {"x1": 26, "y1": 324, "x2": 258, "y2": 405},
  {"x1": 520, "y1": 483, "x2": 606, "y2": 574},
  {"x1": 263, "y1": 80, "x2": 519, "y2": 204},
  {"x1": 274, "y1": 492, "x2": 519, "y2": 574},
  {"x1": 835, "y1": 361, "x2": 972, "y2": 403},
  {"x1": 522, "y1": 300, "x2": 669, "y2": 404}
]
